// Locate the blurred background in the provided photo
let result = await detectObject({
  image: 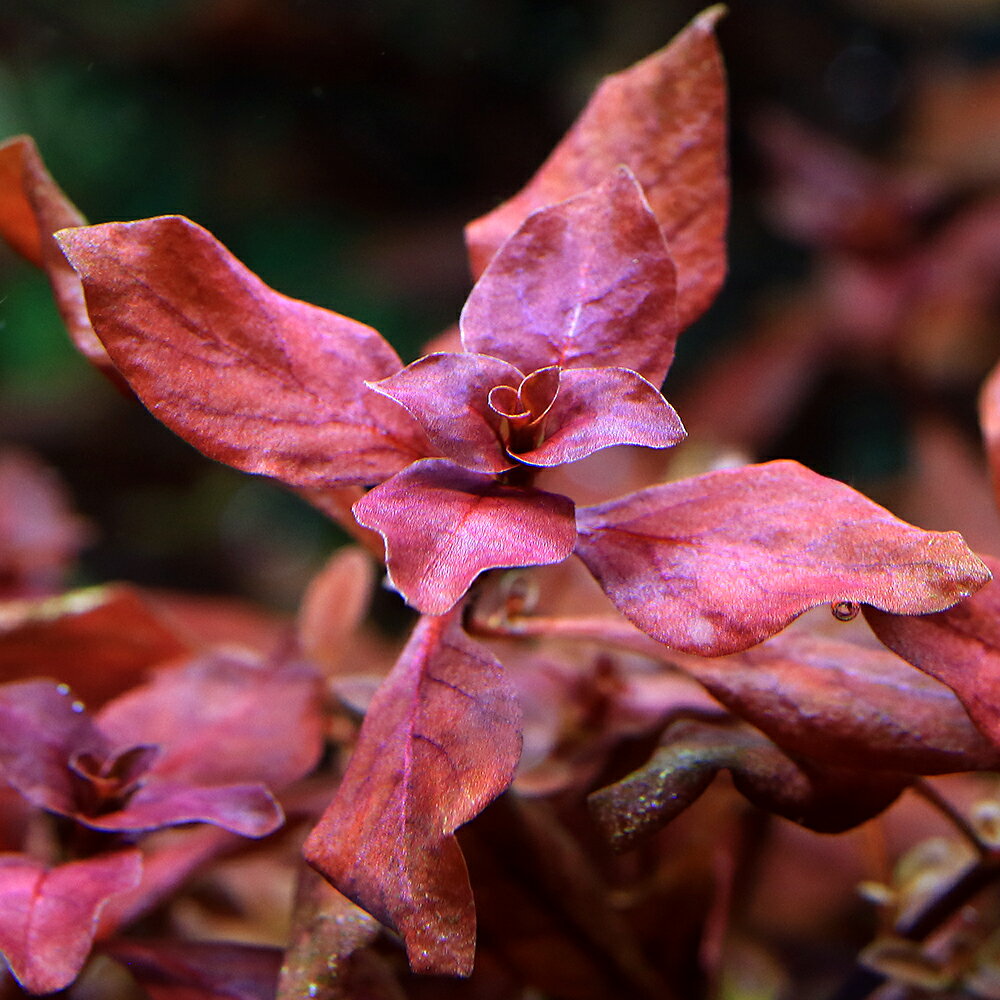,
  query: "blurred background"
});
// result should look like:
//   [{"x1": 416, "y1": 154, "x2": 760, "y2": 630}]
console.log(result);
[{"x1": 4, "y1": 0, "x2": 1000, "y2": 609}]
